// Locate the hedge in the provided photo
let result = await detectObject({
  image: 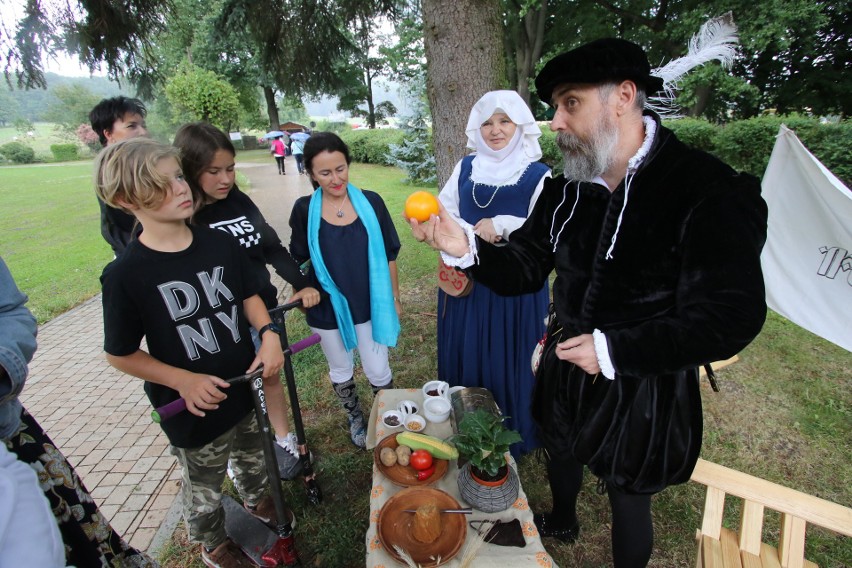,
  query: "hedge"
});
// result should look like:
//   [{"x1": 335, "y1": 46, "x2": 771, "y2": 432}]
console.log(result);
[
  {"x1": 339, "y1": 129, "x2": 405, "y2": 166},
  {"x1": 50, "y1": 143, "x2": 79, "y2": 162},
  {"x1": 0, "y1": 142, "x2": 36, "y2": 164},
  {"x1": 333, "y1": 117, "x2": 850, "y2": 188}
]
